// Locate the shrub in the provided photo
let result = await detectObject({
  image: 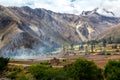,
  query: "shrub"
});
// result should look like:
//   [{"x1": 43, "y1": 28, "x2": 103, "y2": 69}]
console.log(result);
[
  {"x1": 28, "y1": 64, "x2": 70, "y2": 80},
  {"x1": 106, "y1": 52, "x2": 111, "y2": 55},
  {"x1": 6, "y1": 65, "x2": 35, "y2": 80},
  {"x1": 7, "y1": 71, "x2": 18, "y2": 79},
  {"x1": 16, "y1": 72, "x2": 35, "y2": 80},
  {"x1": 43, "y1": 68, "x2": 69, "y2": 80},
  {"x1": 6, "y1": 65, "x2": 23, "y2": 79},
  {"x1": 40, "y1": 61, "x2": 49, "y2": 65},
  {"x1": 28, "y1": 64, "x2": 50, "y2": 79},
  {"x1": 64, "y1": 58, "x2": 104, "y2": 80},
  {"x1": 25, "y1": 73, "x2": 36, "y2": 80},
  {"x1": 104, "y1": 60, "x2": 120, "y2": 80}
]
